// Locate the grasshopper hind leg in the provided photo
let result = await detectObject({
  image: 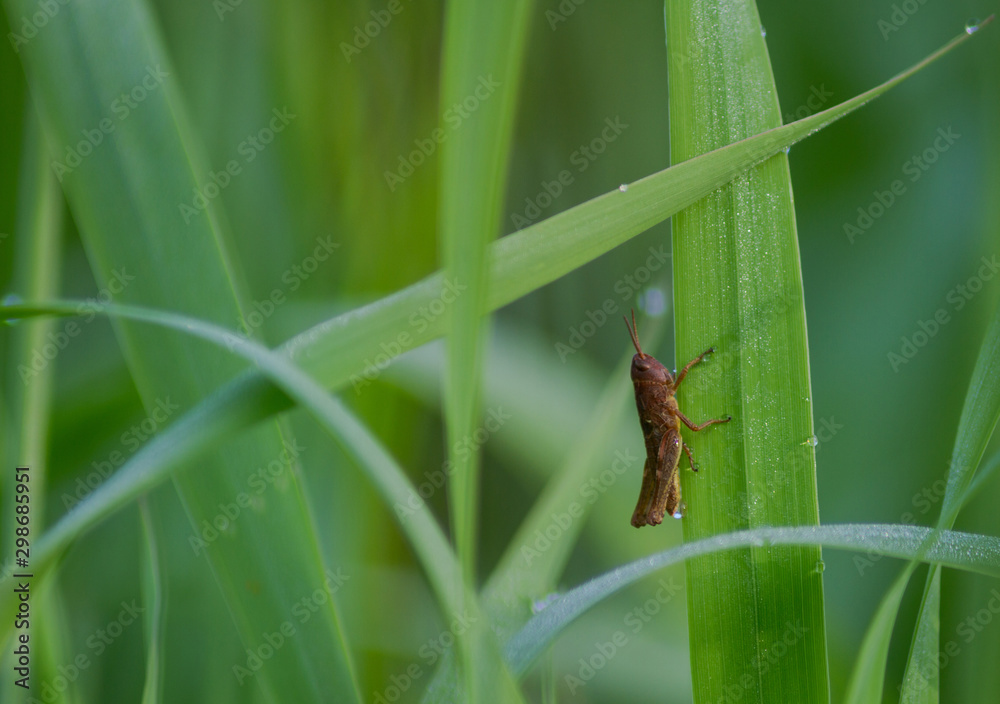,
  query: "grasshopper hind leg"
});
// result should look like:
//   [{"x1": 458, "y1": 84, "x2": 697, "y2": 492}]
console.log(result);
[
  {"x1": 641, "y1": 430, "x2": 683, "y2": 526},
  {"x1": 631, "y1": 458, "x2": 657, "y2": 528}
]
